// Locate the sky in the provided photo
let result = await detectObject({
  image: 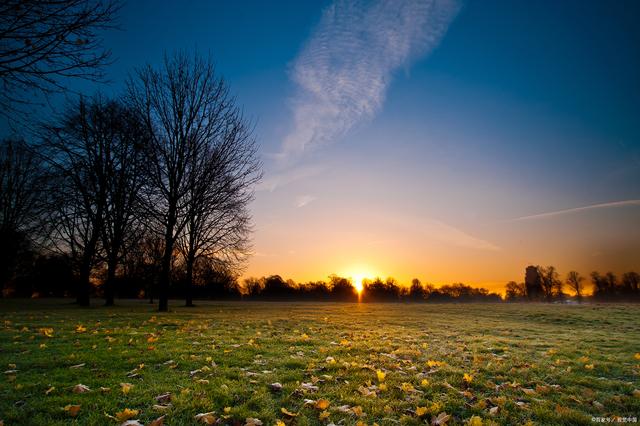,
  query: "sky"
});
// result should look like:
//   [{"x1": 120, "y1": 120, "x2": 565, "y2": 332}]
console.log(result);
[{"x1": 9, "y1": 0, "x2": 640, "y2": 290}]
